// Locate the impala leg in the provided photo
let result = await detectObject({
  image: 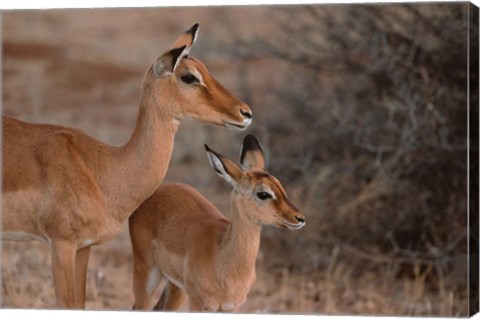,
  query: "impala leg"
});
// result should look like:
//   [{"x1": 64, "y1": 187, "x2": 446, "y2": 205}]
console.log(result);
[
  {"x1": 132, "y1": 263, "x2": 165, "y2": 310},
  {"x1": 50, "y1": 239, "x2": 77, "y2": 308},
  {"x1": 153, "y1": 281, "x2": 187, "y2": 311},
  {"x1": 75, "y1": 245, "x2": 91, "y2": 309}
]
